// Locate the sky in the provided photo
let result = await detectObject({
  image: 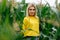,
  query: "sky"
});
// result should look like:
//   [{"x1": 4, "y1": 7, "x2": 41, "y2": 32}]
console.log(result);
[{"x1": 16, "y1": 0, "x2": 60, "y2": 7}]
